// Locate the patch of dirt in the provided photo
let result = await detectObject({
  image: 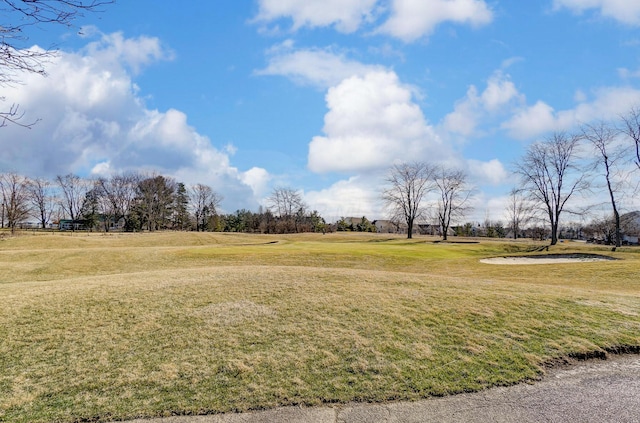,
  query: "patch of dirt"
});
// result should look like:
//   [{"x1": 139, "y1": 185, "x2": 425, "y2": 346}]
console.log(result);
[{"x1": 544, "y1": 346, "x2": 640, "y2": 371}]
